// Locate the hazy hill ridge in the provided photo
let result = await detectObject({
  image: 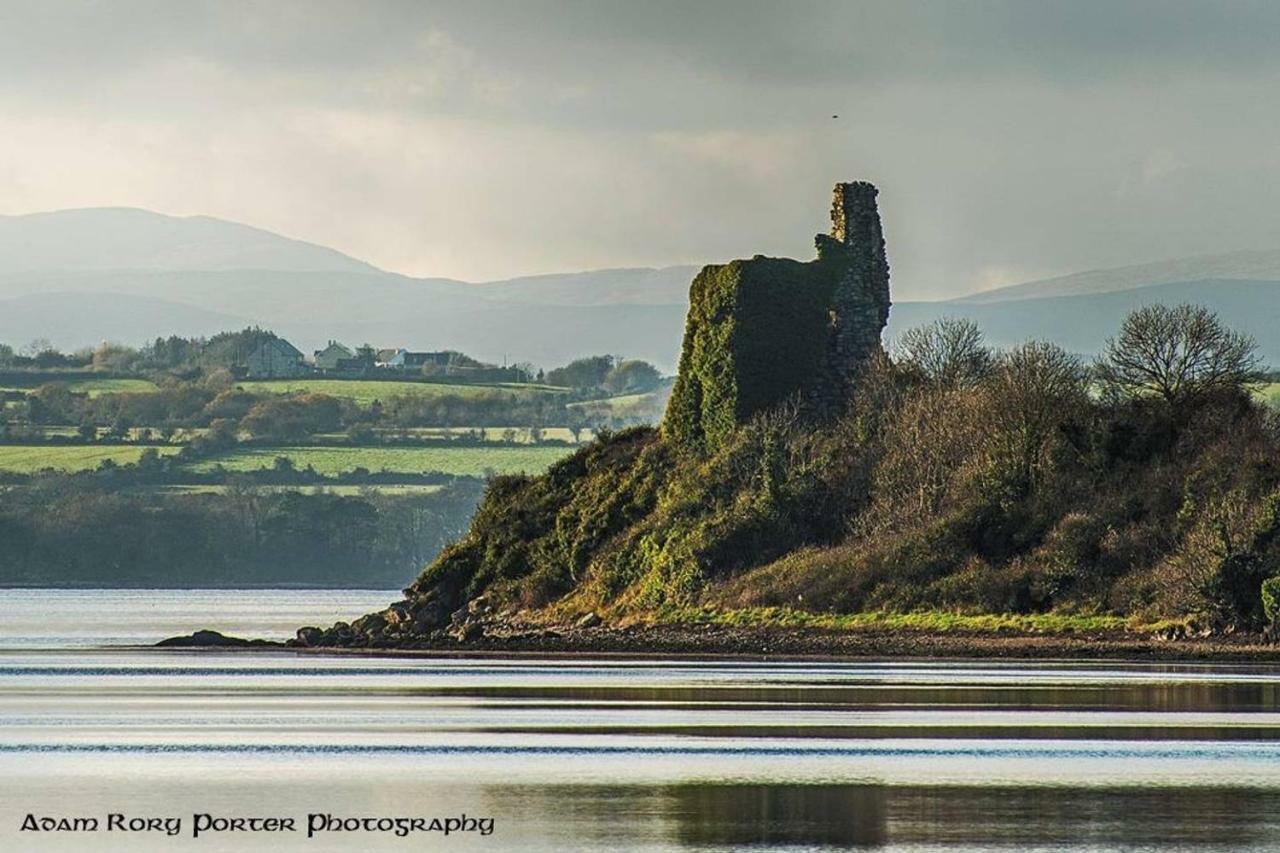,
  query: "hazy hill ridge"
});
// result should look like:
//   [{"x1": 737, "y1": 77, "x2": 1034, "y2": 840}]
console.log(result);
[
  {"x1": 891, "y1": 278, "x2": 1280, "y2": 365},
  {"x1": 4, "y1": 207, "x2": 1280, "y2": 369},
  {"x1": 475, "y1": 266, "x2": 698, "y2": 307},
  {"x1": 0, "y1": 207, "x2": 379, "y2": 274},
  {"x1": 0, "y1": 208, "x2": 693, "y2": 366},
  {"x1": 958, "y1": 248, "x2": 1280, "y2": 304}
]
